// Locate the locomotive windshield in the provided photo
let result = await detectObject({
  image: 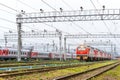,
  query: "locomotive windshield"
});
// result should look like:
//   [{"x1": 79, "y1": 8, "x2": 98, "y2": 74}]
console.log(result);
[{"x1": 78, "y1": 45, "x2": 86, "y2": 50}]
